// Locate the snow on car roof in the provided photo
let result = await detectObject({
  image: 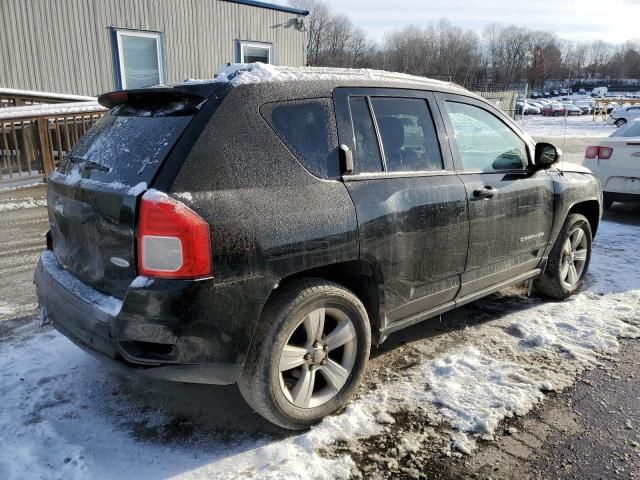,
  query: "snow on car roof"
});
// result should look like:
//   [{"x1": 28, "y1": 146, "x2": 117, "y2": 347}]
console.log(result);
[{"x1": 186, "y1": 62, "x2": 465, "y2": 91}]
